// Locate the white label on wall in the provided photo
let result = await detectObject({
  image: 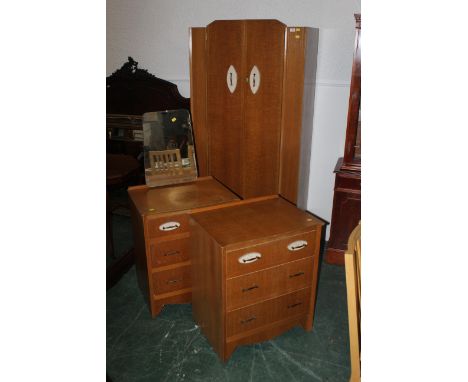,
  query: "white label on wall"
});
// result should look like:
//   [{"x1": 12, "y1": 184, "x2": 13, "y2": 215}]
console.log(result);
[
  {"x1": 226, "y1": 65, "x2": 237, "y2": 93},
  {"x1": 249, "y1": 65, "x2": 260, "y2": 94}
]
